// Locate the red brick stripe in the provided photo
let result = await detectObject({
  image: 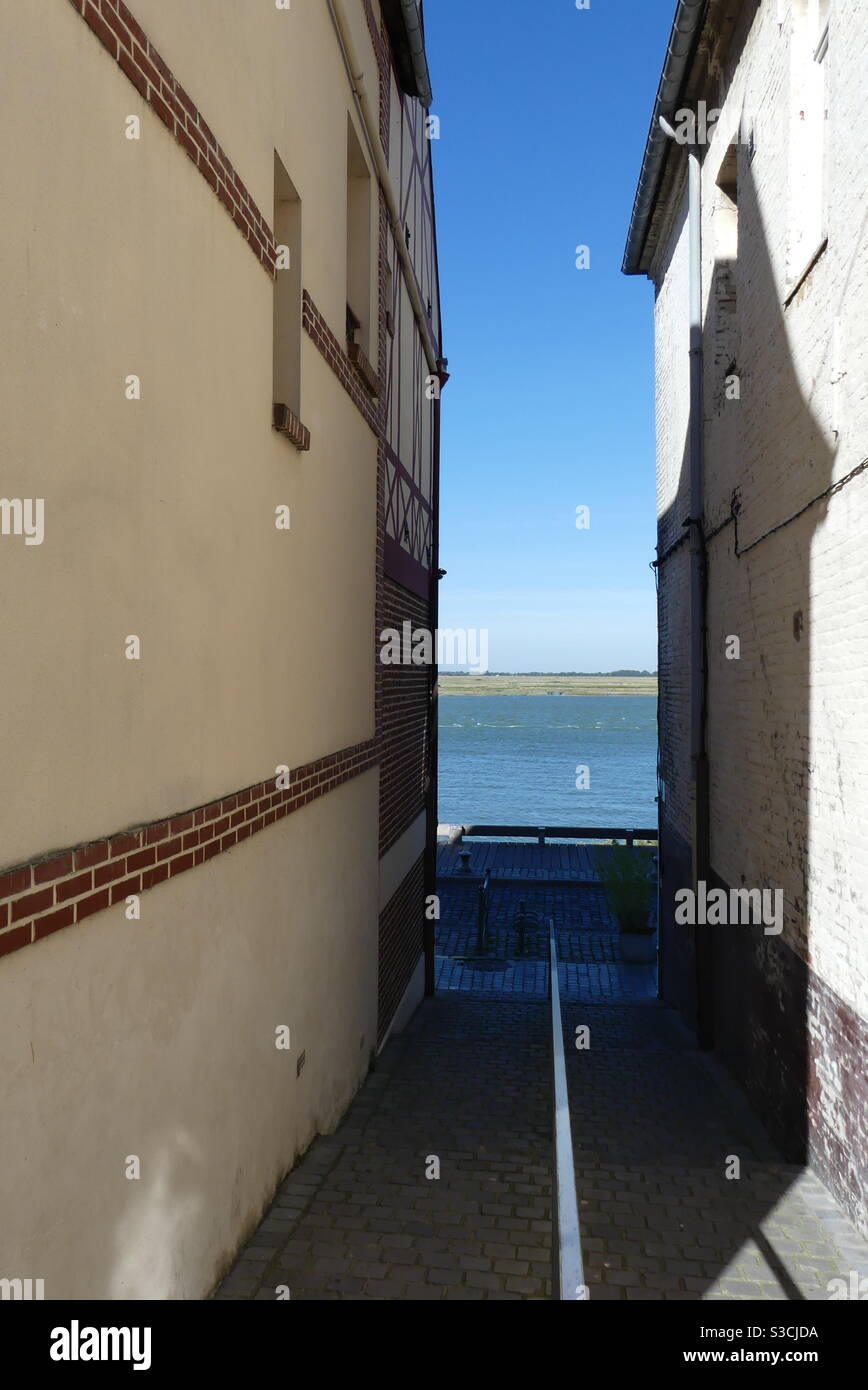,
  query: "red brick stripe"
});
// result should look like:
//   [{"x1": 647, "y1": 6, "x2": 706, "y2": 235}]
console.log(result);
[
  {"x1": 69, "y1": 0, "x2": 276, "y2": 274},
  {"x1": 361, "y1": 0, "x2": 390, "y2": 159},
  {"x1": 0, "y1": 740, "x2": 377, "y2": 960},
  {"x1": 303, "y1": 291, "x2": 382, "y2": 434}
]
